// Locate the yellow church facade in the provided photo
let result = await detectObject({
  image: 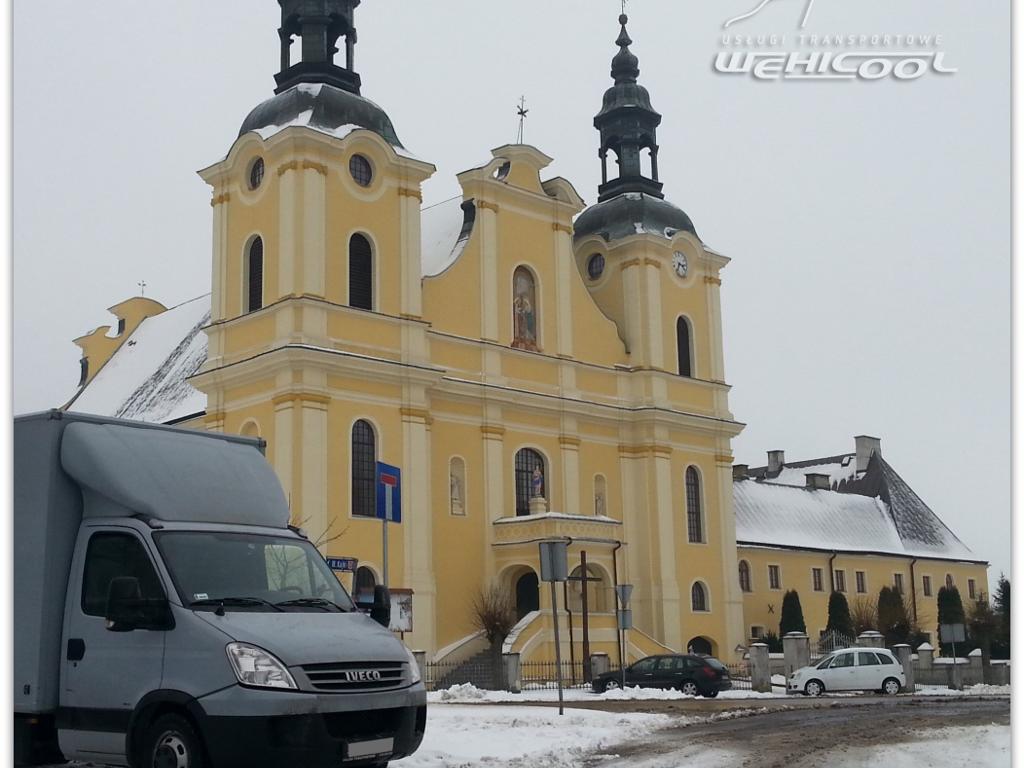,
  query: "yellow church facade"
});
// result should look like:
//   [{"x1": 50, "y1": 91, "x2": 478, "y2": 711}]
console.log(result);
[{"x1": 62, "y1": 2, "x2": 987, "y2": 666}]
